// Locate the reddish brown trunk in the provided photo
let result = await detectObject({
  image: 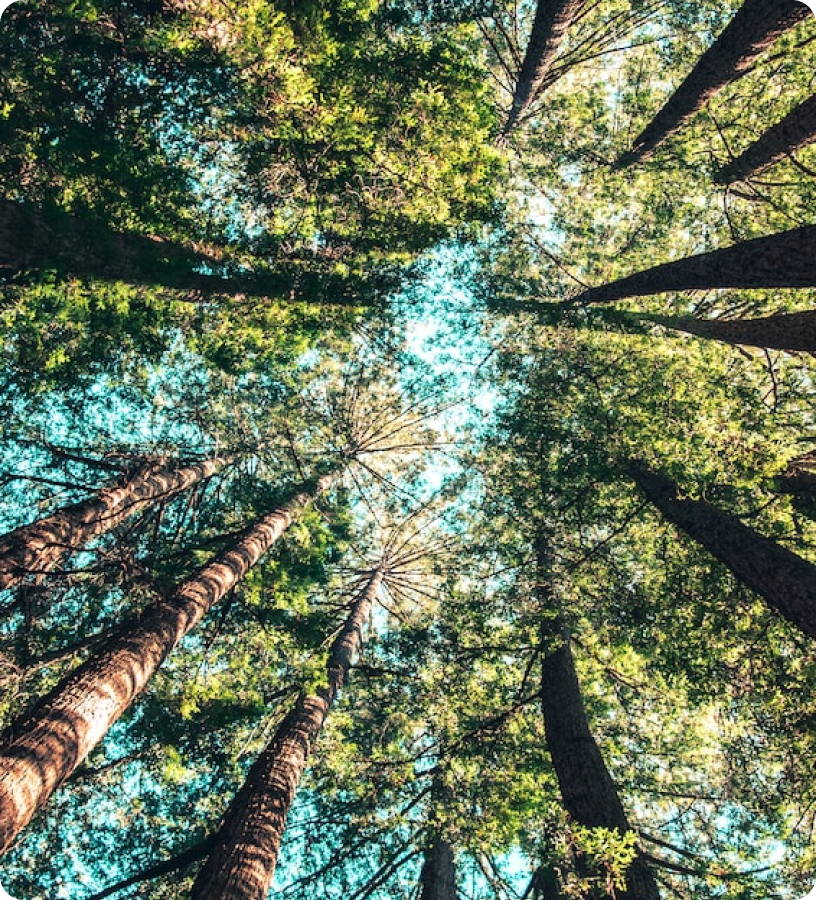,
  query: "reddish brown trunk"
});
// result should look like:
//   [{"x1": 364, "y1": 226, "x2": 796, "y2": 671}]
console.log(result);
[
  {"x1": 571, "y1": 226, "x2": 816, "y2": 305},
  {"x1": 617, "y1": 0, "x2": 808, "y2": 166},
  {"x1": 0, "y1": 471, "x2": 336, "y2": 854},
  {"x1": 536, "y1": 539, "x2": 659, "y2": 900},
  {"x1": 419, "y1": 840, "x2": 458, "y2": 900},
  {"x1": 191, "y1": 568, "x2": 383, "y2": 900},
  {"x1": 502, "y1": 0, "x2": 590, "y2": 135},
  {"x1": 629, "y1": 460, "x2": 816, "y2": 638},
  {"x1": 716, "y1": 92, "x2": 816, "y2": 183},
  {"x1": 645, "y1": 309, "x2": 816, "y2": 352},
  {"x1": 0, "y1": 456, "x2": 227, "y2": 591}
]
